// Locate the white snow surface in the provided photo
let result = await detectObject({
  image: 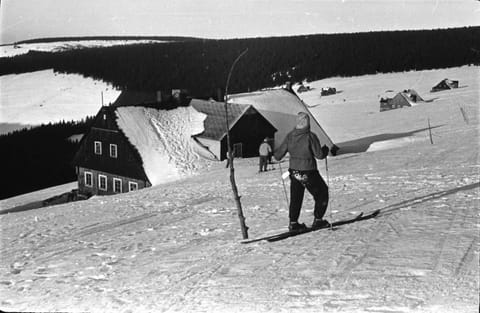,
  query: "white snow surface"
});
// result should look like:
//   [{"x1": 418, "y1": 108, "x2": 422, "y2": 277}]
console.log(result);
[
  {"x1": 0, "y1": 69, "x2": 120, "y2": 132},
  {"x1": 0, "y1": 40, "x2": 165, "y2": 58},
  {"x1": 115, "y1": 106, "x2": 209, "y2": 186},
  {"x1": 0, "y1": 65, "x2": 478, "y2": 313}
]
